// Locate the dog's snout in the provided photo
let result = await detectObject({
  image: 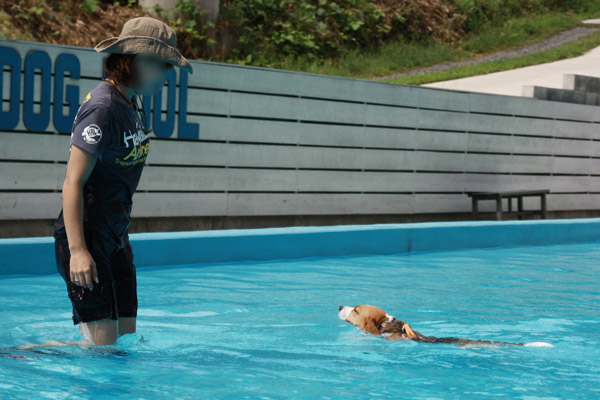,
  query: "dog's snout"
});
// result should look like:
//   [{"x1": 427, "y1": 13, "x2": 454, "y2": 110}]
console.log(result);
[{"x1": 338, "y1": 305, "x2": 352, "y2": 320}]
